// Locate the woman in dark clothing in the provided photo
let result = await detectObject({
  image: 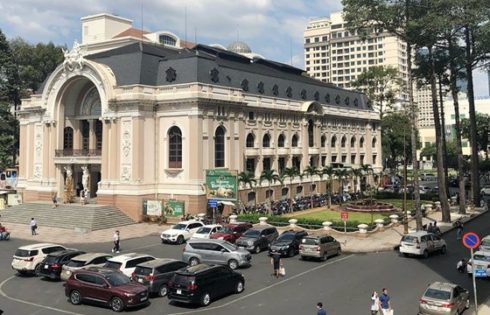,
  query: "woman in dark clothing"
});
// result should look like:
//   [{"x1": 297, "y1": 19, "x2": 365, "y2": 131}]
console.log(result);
[{"x1": 270, "y1": 251, "x2": 282, "y2": 278}]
